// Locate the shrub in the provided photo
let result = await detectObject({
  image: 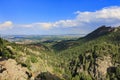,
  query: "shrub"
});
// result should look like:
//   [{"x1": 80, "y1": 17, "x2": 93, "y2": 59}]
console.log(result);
[{"x1": 30, "y1": 56, "x2": 38, "y2": 63}]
